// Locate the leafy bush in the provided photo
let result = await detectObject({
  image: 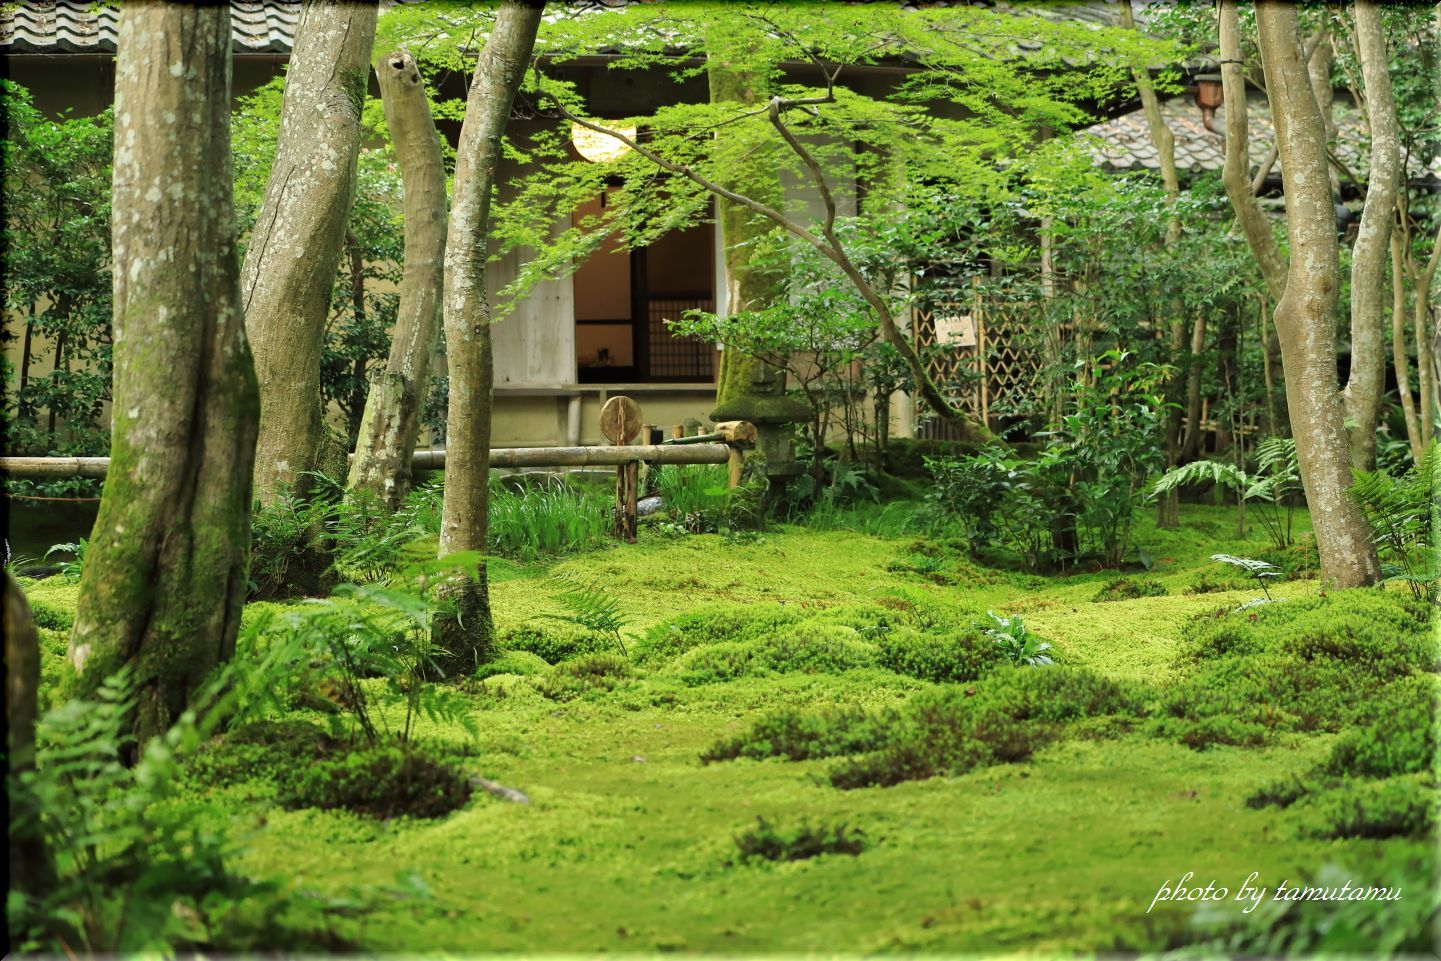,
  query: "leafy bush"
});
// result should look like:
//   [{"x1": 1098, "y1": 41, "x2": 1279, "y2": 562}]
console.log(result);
[
  {"x1": 8, "y1": 668, "x2": 277, "y2": 954},
  {"x1": 732, "y1": 817, "x2": 868, "y2": 863},
  {"x1": 875, "y1": 626, "x2": 998, "y2": 682},
  {"x1": 278, "y1": 743, "x2": 473, "y2": 820},
  {"x1": 983, "y1": 611, "x2": 1053, "y2": 667},
  {"x1": 1092, "y1": 577, "x2": 1167, "y2": 602}
]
